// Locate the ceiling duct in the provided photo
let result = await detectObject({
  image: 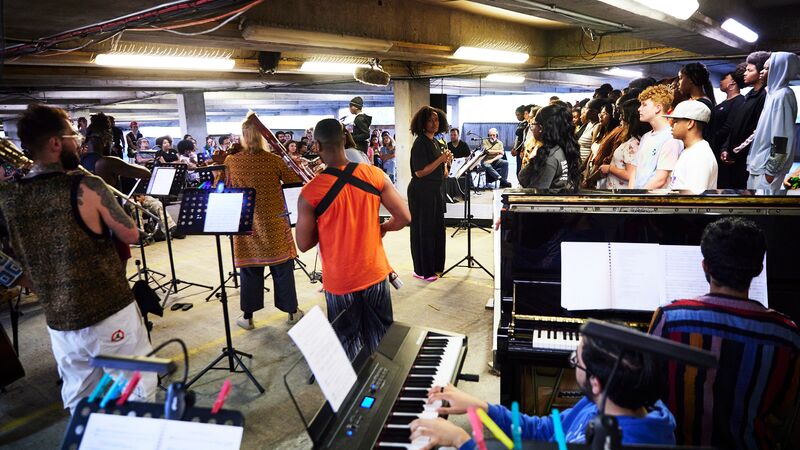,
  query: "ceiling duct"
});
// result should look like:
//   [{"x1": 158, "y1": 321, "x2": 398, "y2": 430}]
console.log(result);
[{"x1": 354, "y1": 60, "x2": 390, "y2": 87}]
